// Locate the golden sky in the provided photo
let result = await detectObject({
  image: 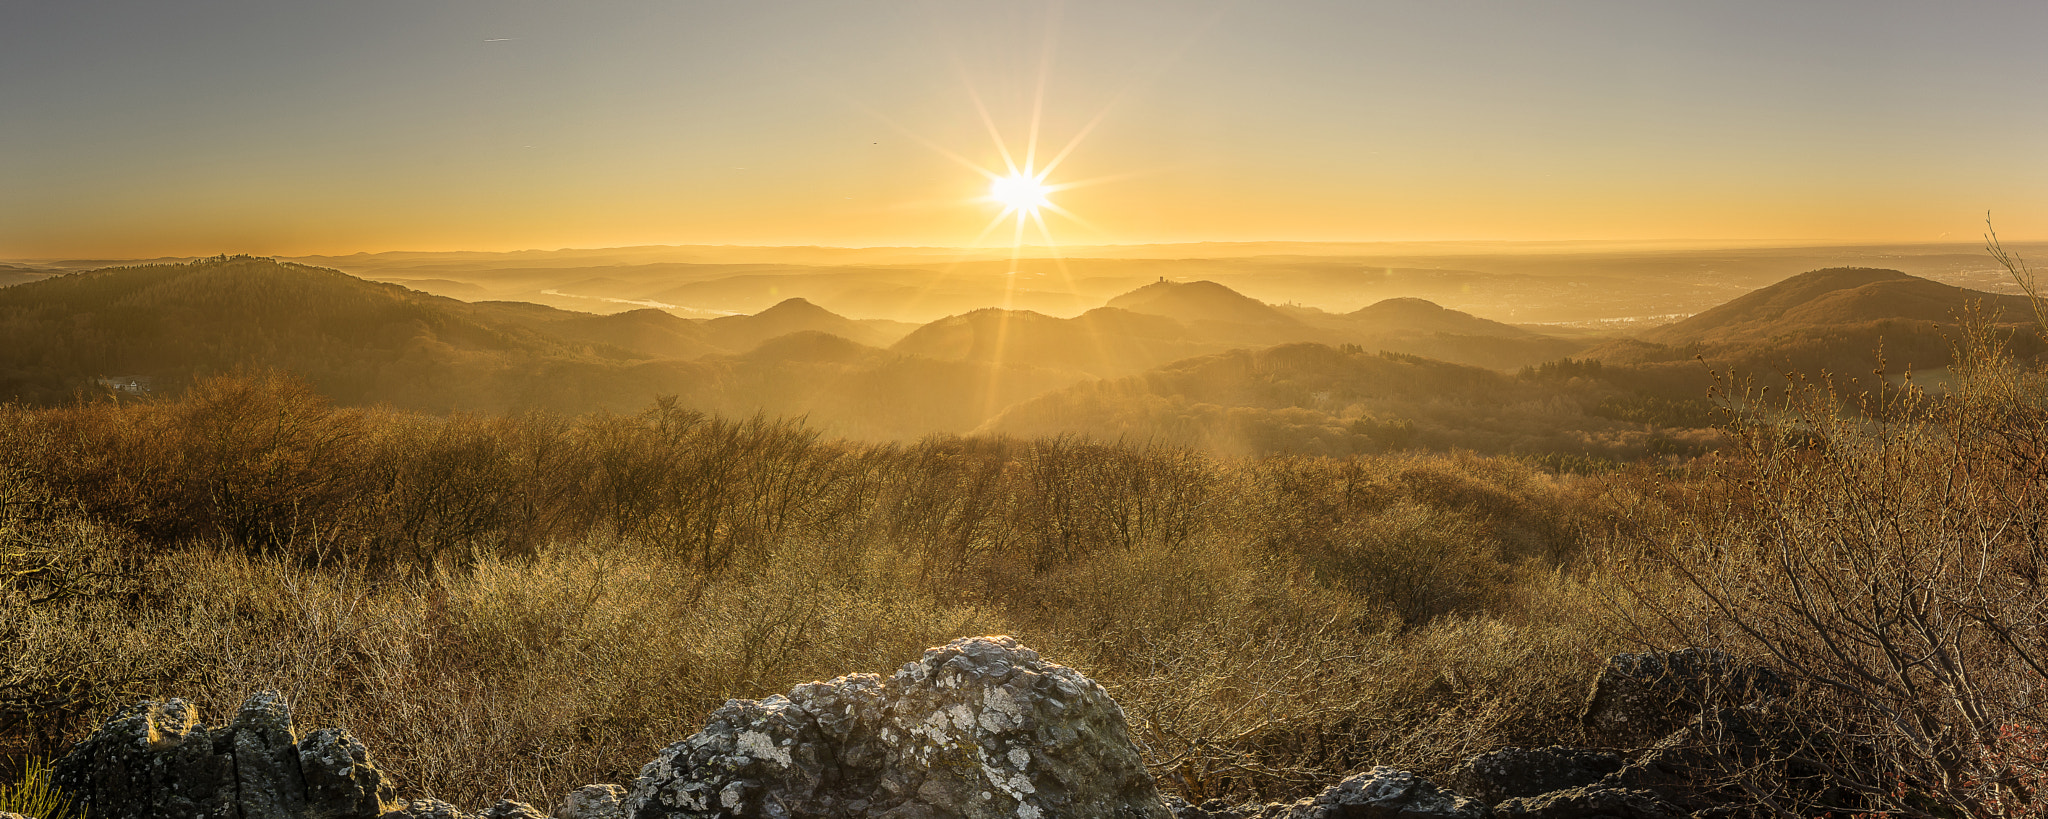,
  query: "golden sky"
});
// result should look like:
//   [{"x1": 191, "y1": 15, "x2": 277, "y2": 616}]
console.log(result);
[{"x1": 3, "y1": 1, "x2": 2046, "y2": 258}]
